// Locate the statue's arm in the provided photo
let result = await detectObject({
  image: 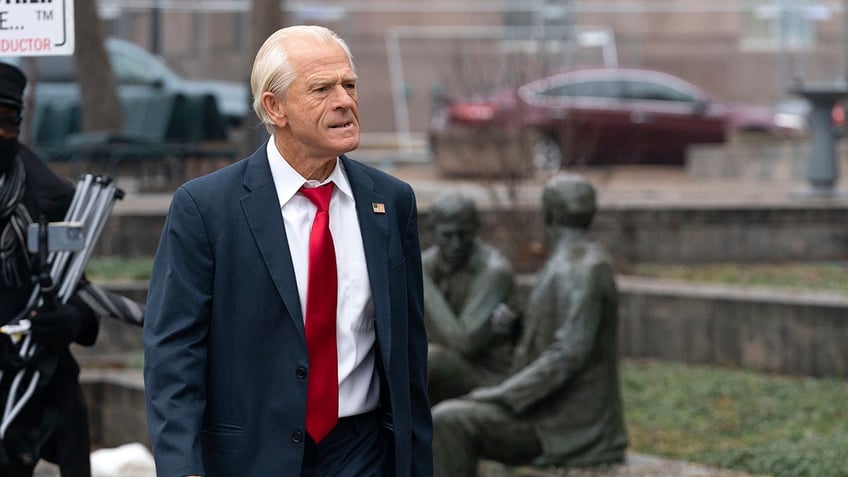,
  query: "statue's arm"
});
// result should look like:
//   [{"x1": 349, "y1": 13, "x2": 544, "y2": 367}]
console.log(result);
[
  {"x1": 423, "y1": 258, "x2": 514, "y2": 355},
  {"x1": 423, "y1": 270, "x2": 462, "y2": 345},
  {"x1": 451, "y1": 262, "x2": 514, "y2": 354},
  {"x1": 471, "y1": 263, "x2": 608, "y2": 413}
]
